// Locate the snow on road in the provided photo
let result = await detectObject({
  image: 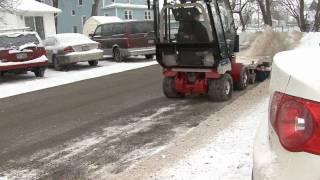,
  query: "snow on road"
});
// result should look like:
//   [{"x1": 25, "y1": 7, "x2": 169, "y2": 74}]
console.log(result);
[
  {"x1": 0, "y1": 58, "x2": 156, "y2": 99},
  {"x1": 113, "y1": 81, "x2": 269, "y2": 180}
]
